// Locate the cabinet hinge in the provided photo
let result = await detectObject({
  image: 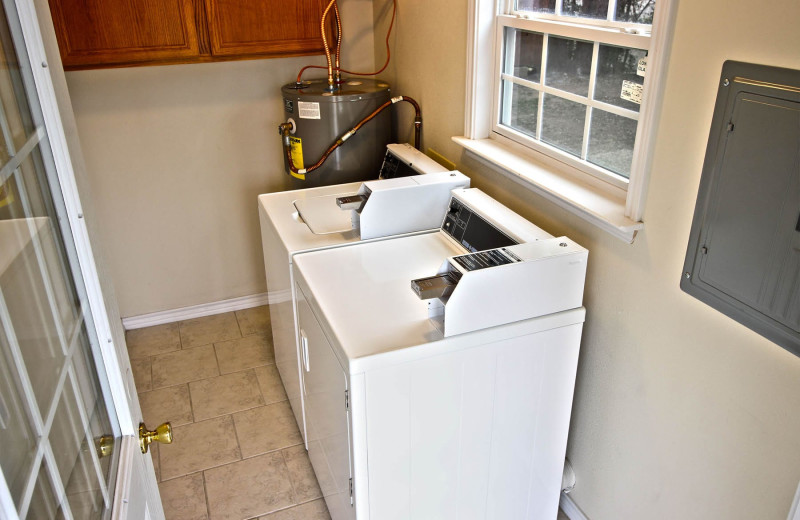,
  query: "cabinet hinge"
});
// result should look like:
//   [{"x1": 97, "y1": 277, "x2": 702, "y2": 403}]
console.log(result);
[
  {"x1": 345, "y1": 390, "x2": 350, "y2": 411},
  {"x1": 701, "y1": 245, "x2": 708, "y2": 255},
  {"x1": 727, "y1": 121, "x2": 735, "y2": 132},
  {"x1": 349, "y1": 477, "x2": 354, "y2": 505}
]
